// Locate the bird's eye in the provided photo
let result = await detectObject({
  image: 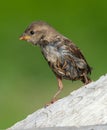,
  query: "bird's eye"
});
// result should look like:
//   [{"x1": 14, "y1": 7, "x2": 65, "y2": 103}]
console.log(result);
[{"x1": 30, "y1": 30, "x2": 35, "y2": 35}]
